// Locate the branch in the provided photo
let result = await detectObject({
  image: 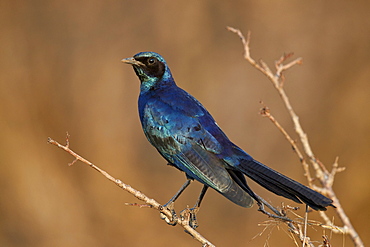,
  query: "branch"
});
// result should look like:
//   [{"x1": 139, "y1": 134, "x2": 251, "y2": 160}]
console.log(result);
[
  {"x1": 48, "y1": 134, "x2": 215, "y2": 247},
  {"x1": 260, "y1": 106, "x2": 313, "y2": 186},
  {"x1": 227, "y1": 26, "x2": 364, "y2": 247},
  {"x1": 48, "y1": 134, "x2": 323, "y2": 246}
]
